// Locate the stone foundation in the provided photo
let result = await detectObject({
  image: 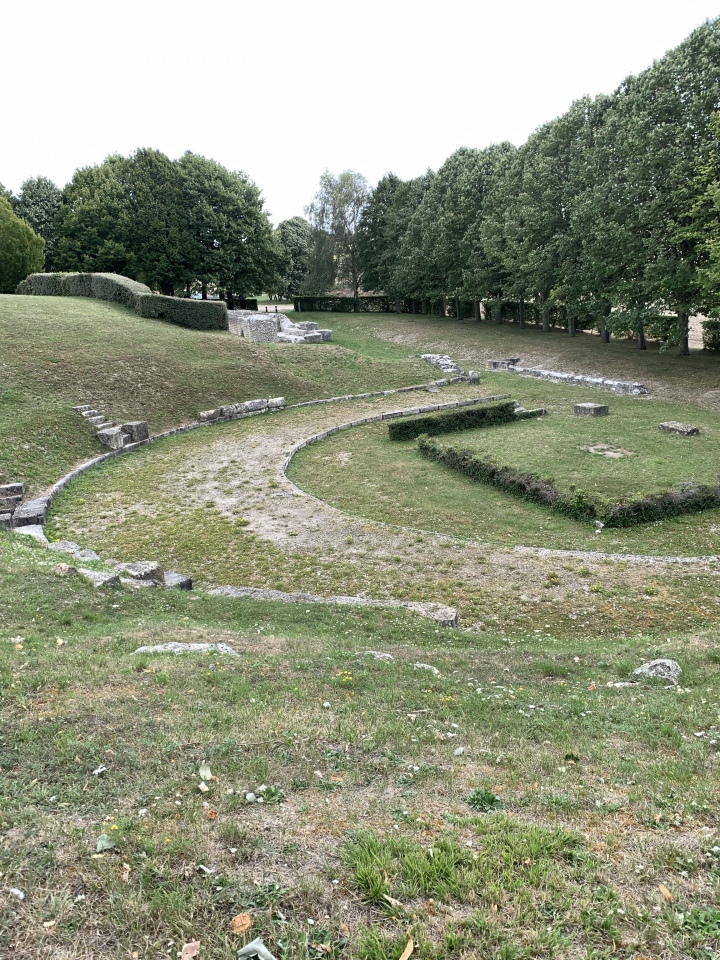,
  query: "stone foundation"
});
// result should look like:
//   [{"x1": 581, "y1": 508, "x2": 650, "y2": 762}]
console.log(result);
[
  {"x1": 487, "y1": 359, "x2": 648, "y2": 395},
  {"x1": 228, "y1": 310, "x2": 333, "y2": 344}
]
